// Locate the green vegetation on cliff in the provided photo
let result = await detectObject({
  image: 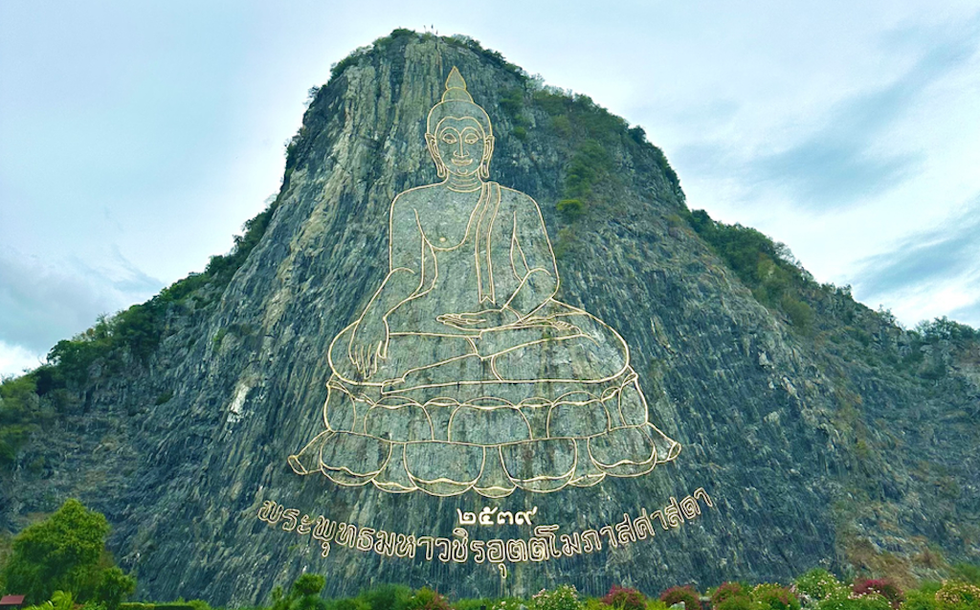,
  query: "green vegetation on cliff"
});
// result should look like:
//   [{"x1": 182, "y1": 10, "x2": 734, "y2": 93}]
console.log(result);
[
  {"x1": 681, "y1": 207, "x2": 978, "y2": 385},
  {"x1": 684, "y1": 208, "x2": 816, "y2": 332},
  {"x1": 46, "y1": 197, "x2": 280, "y2": 382},
  {"x1": 0, "y1": 196, "x2": 281, "y2": 473}
]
